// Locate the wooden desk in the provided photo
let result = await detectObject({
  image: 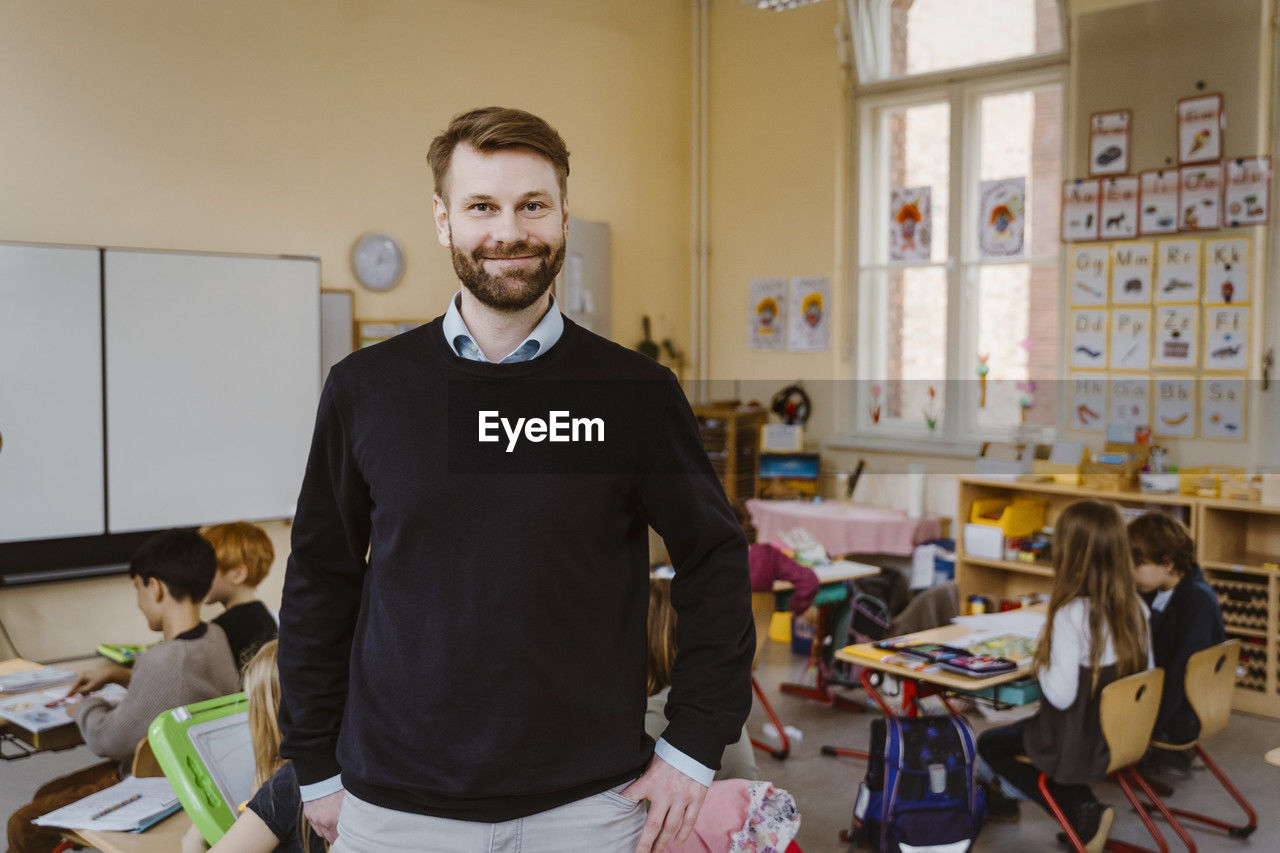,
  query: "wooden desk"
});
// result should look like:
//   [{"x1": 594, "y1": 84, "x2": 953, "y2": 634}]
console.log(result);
[
  {"x1": 835, "y1": 605, "x2": 1046, "y2": 716},
  {"x1": 63, "y1": 810, "x2": 193, "y2": 853}
]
